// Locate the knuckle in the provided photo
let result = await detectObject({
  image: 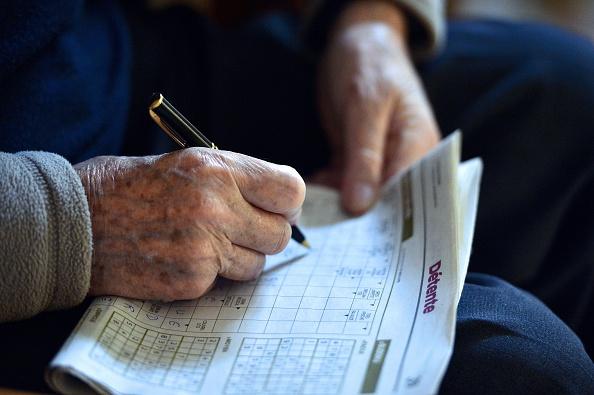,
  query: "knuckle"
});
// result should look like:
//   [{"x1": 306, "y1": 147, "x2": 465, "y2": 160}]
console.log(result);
[
  {"x1": 346, "y1": 75, "x2": 389, "y2": 106},
  {"x1": 358, "y1": 147, "x2": 383, "y2": 167},
  {"x1": 194, "y1": 156, "x2": 233, "y2": 183},
  {"x1": 190, "y1": 238, "x2": 219, "y2": 267},
  {"x1": 210, "y1": 161, "x2": 234, "y2": 182},
  {"x1": 287, "y1": 206, "x2": 302, "y2": 225},
  {"x1": 175, "y1": 149, "x2": 235, "y2": 184},
  {"x1": 270, "y1": 221, "x2": 291, "y2": 254},
  {"x1": 348, "y1": 147, "x2": 382, "y2": 178},
  {"x1": 211, "y1": 236, "x2": 236, "y2": 272},
  {"x1": 159, "y1": 281, "x2": 187, "y2": 302},
  {"x1": 173, "y1": 147, "x2": 210, "y2": 169},
  {"x1": 248, "y1": 257, "x2": 265, "y2": 280},
  {"x1": 178, "y1": 276, "x2": 214, "y2": 300},
  {"x1": 180, "y1": 262, "x2": 218, "y2": 299},
  {"x1": 192, "y1": 275, "x2": 216, "y2": 298},
  {"x1": 278, "y1": 166, "x2": 306, "y2": 209},
  {"x1": 192, "y1": 195, "x2": 228, "y2": 224},
  {"x1": 232, "y1": 252, "x2": 265, "y2": 280}
]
